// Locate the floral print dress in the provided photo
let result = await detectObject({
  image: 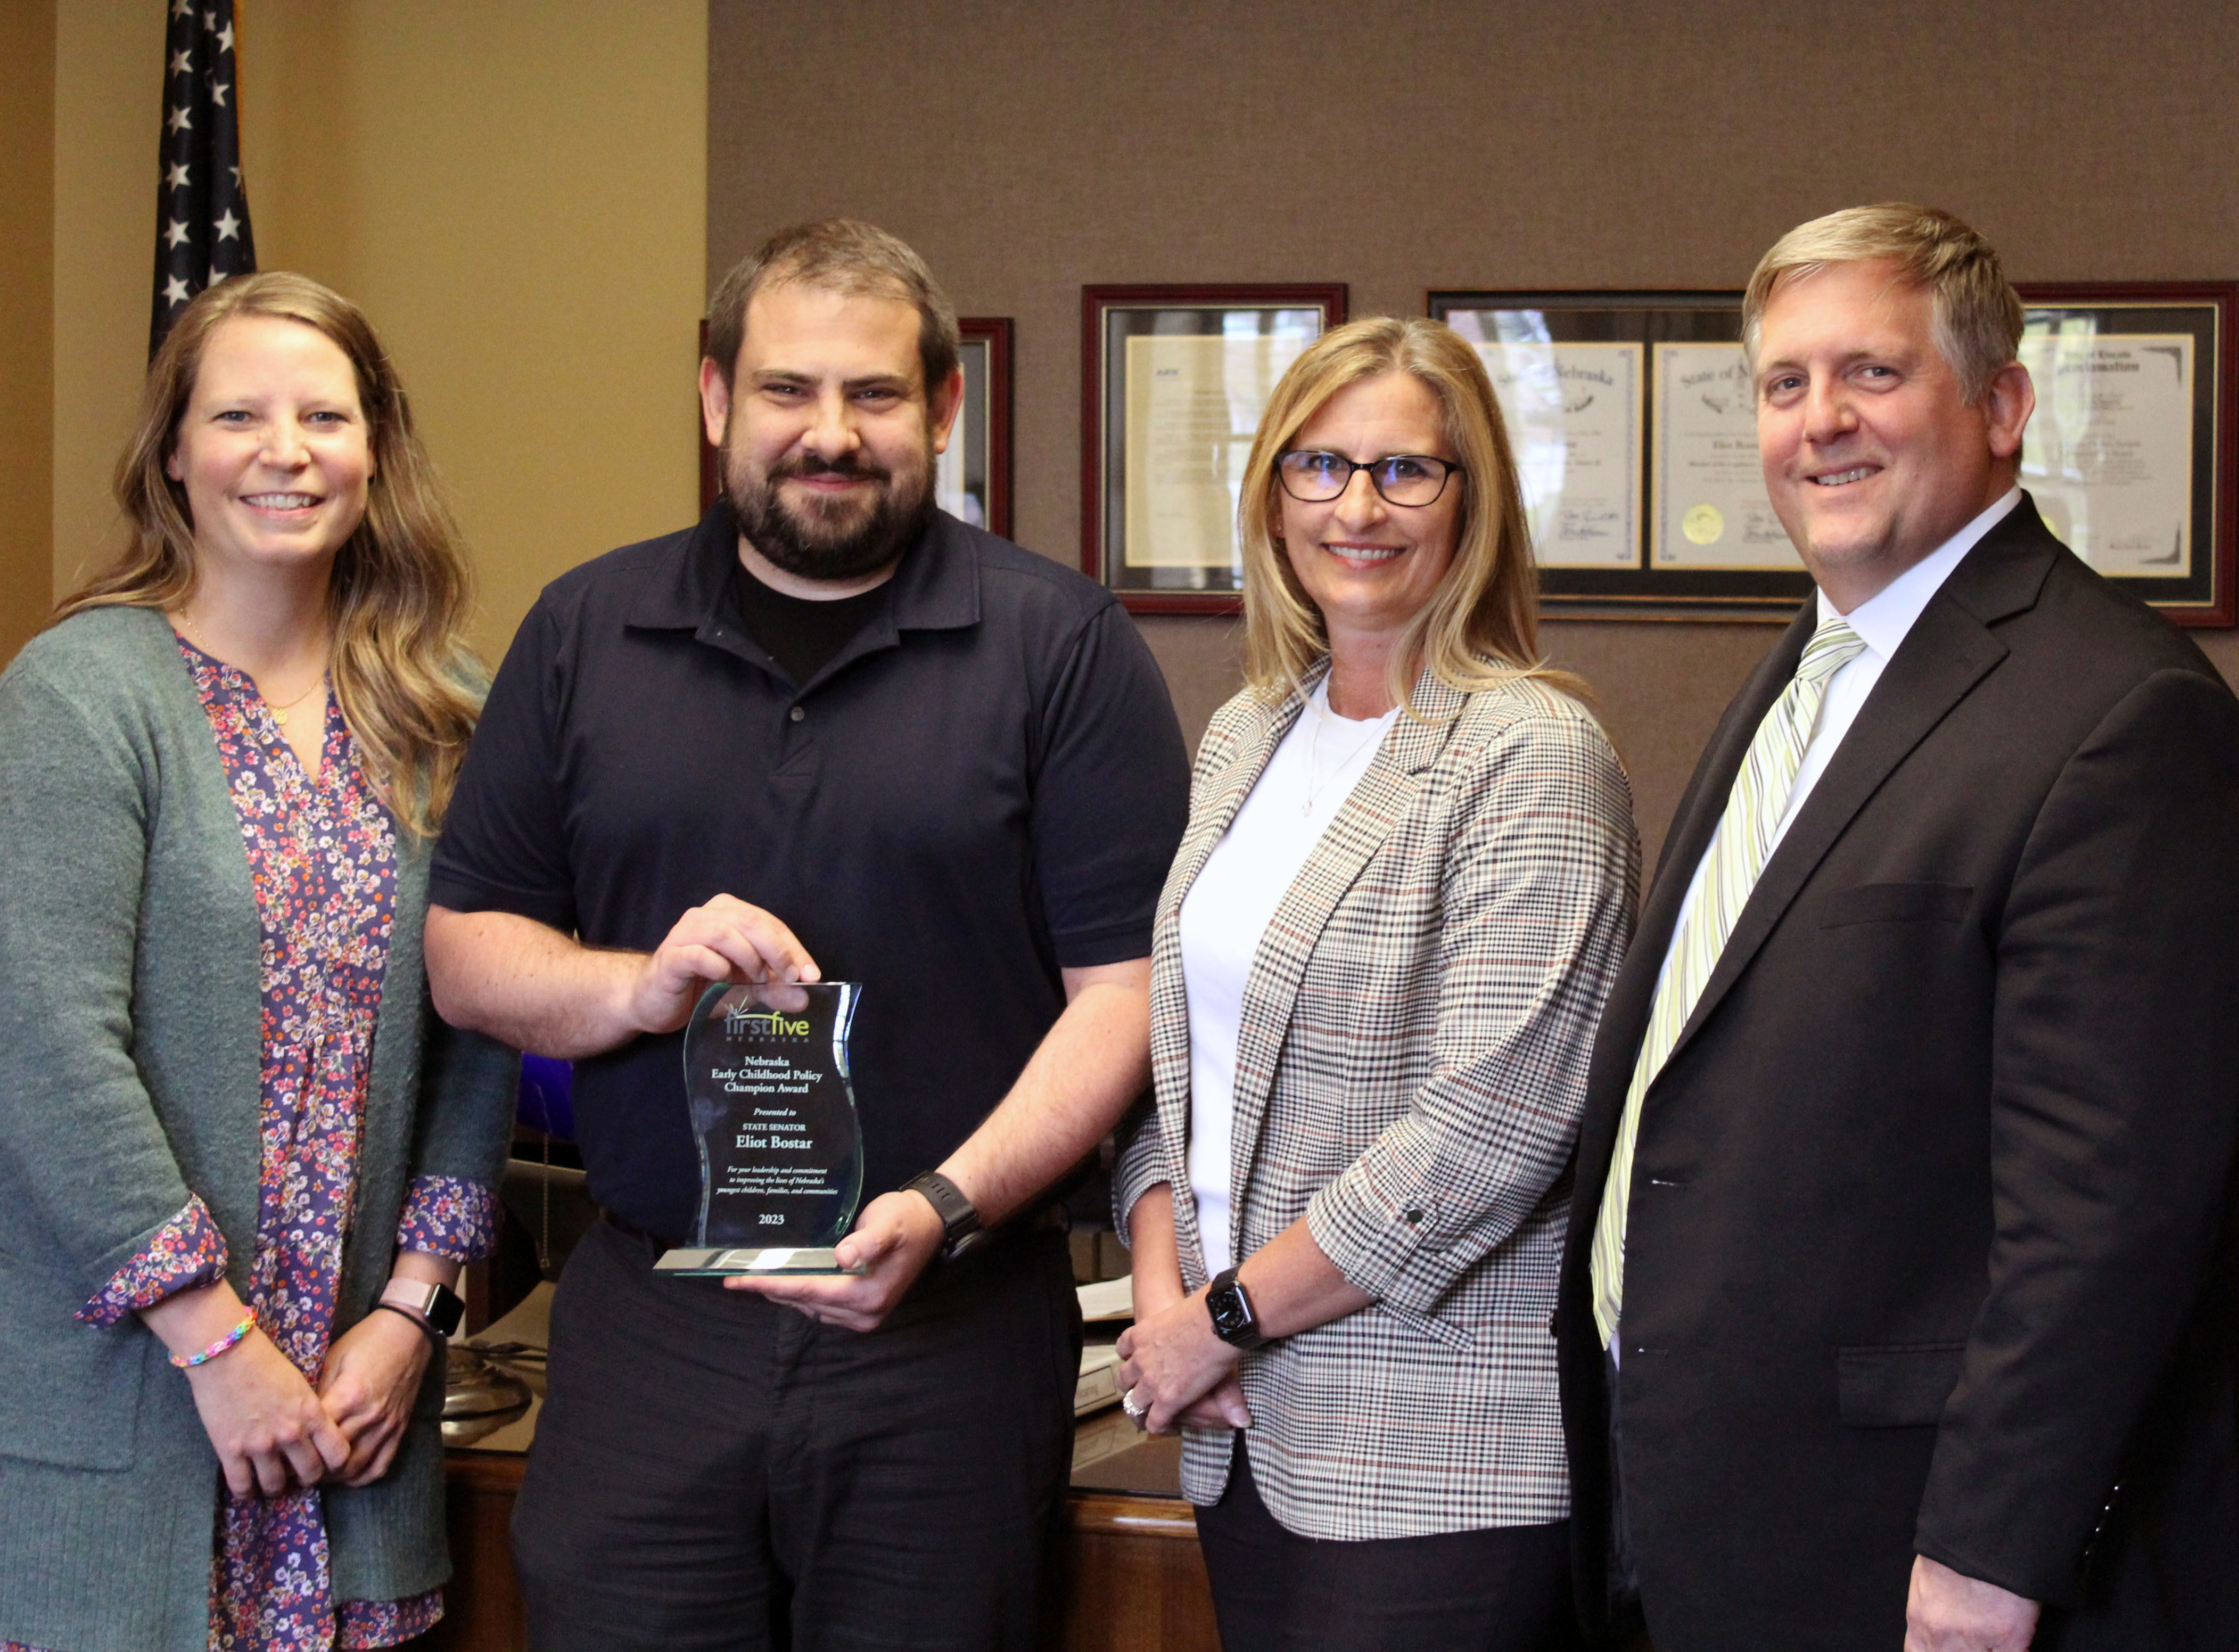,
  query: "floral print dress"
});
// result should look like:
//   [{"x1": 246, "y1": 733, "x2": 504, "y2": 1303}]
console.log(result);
[{"x1": 7, "y1": 639, "x2": 498, "y2": 1652}]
